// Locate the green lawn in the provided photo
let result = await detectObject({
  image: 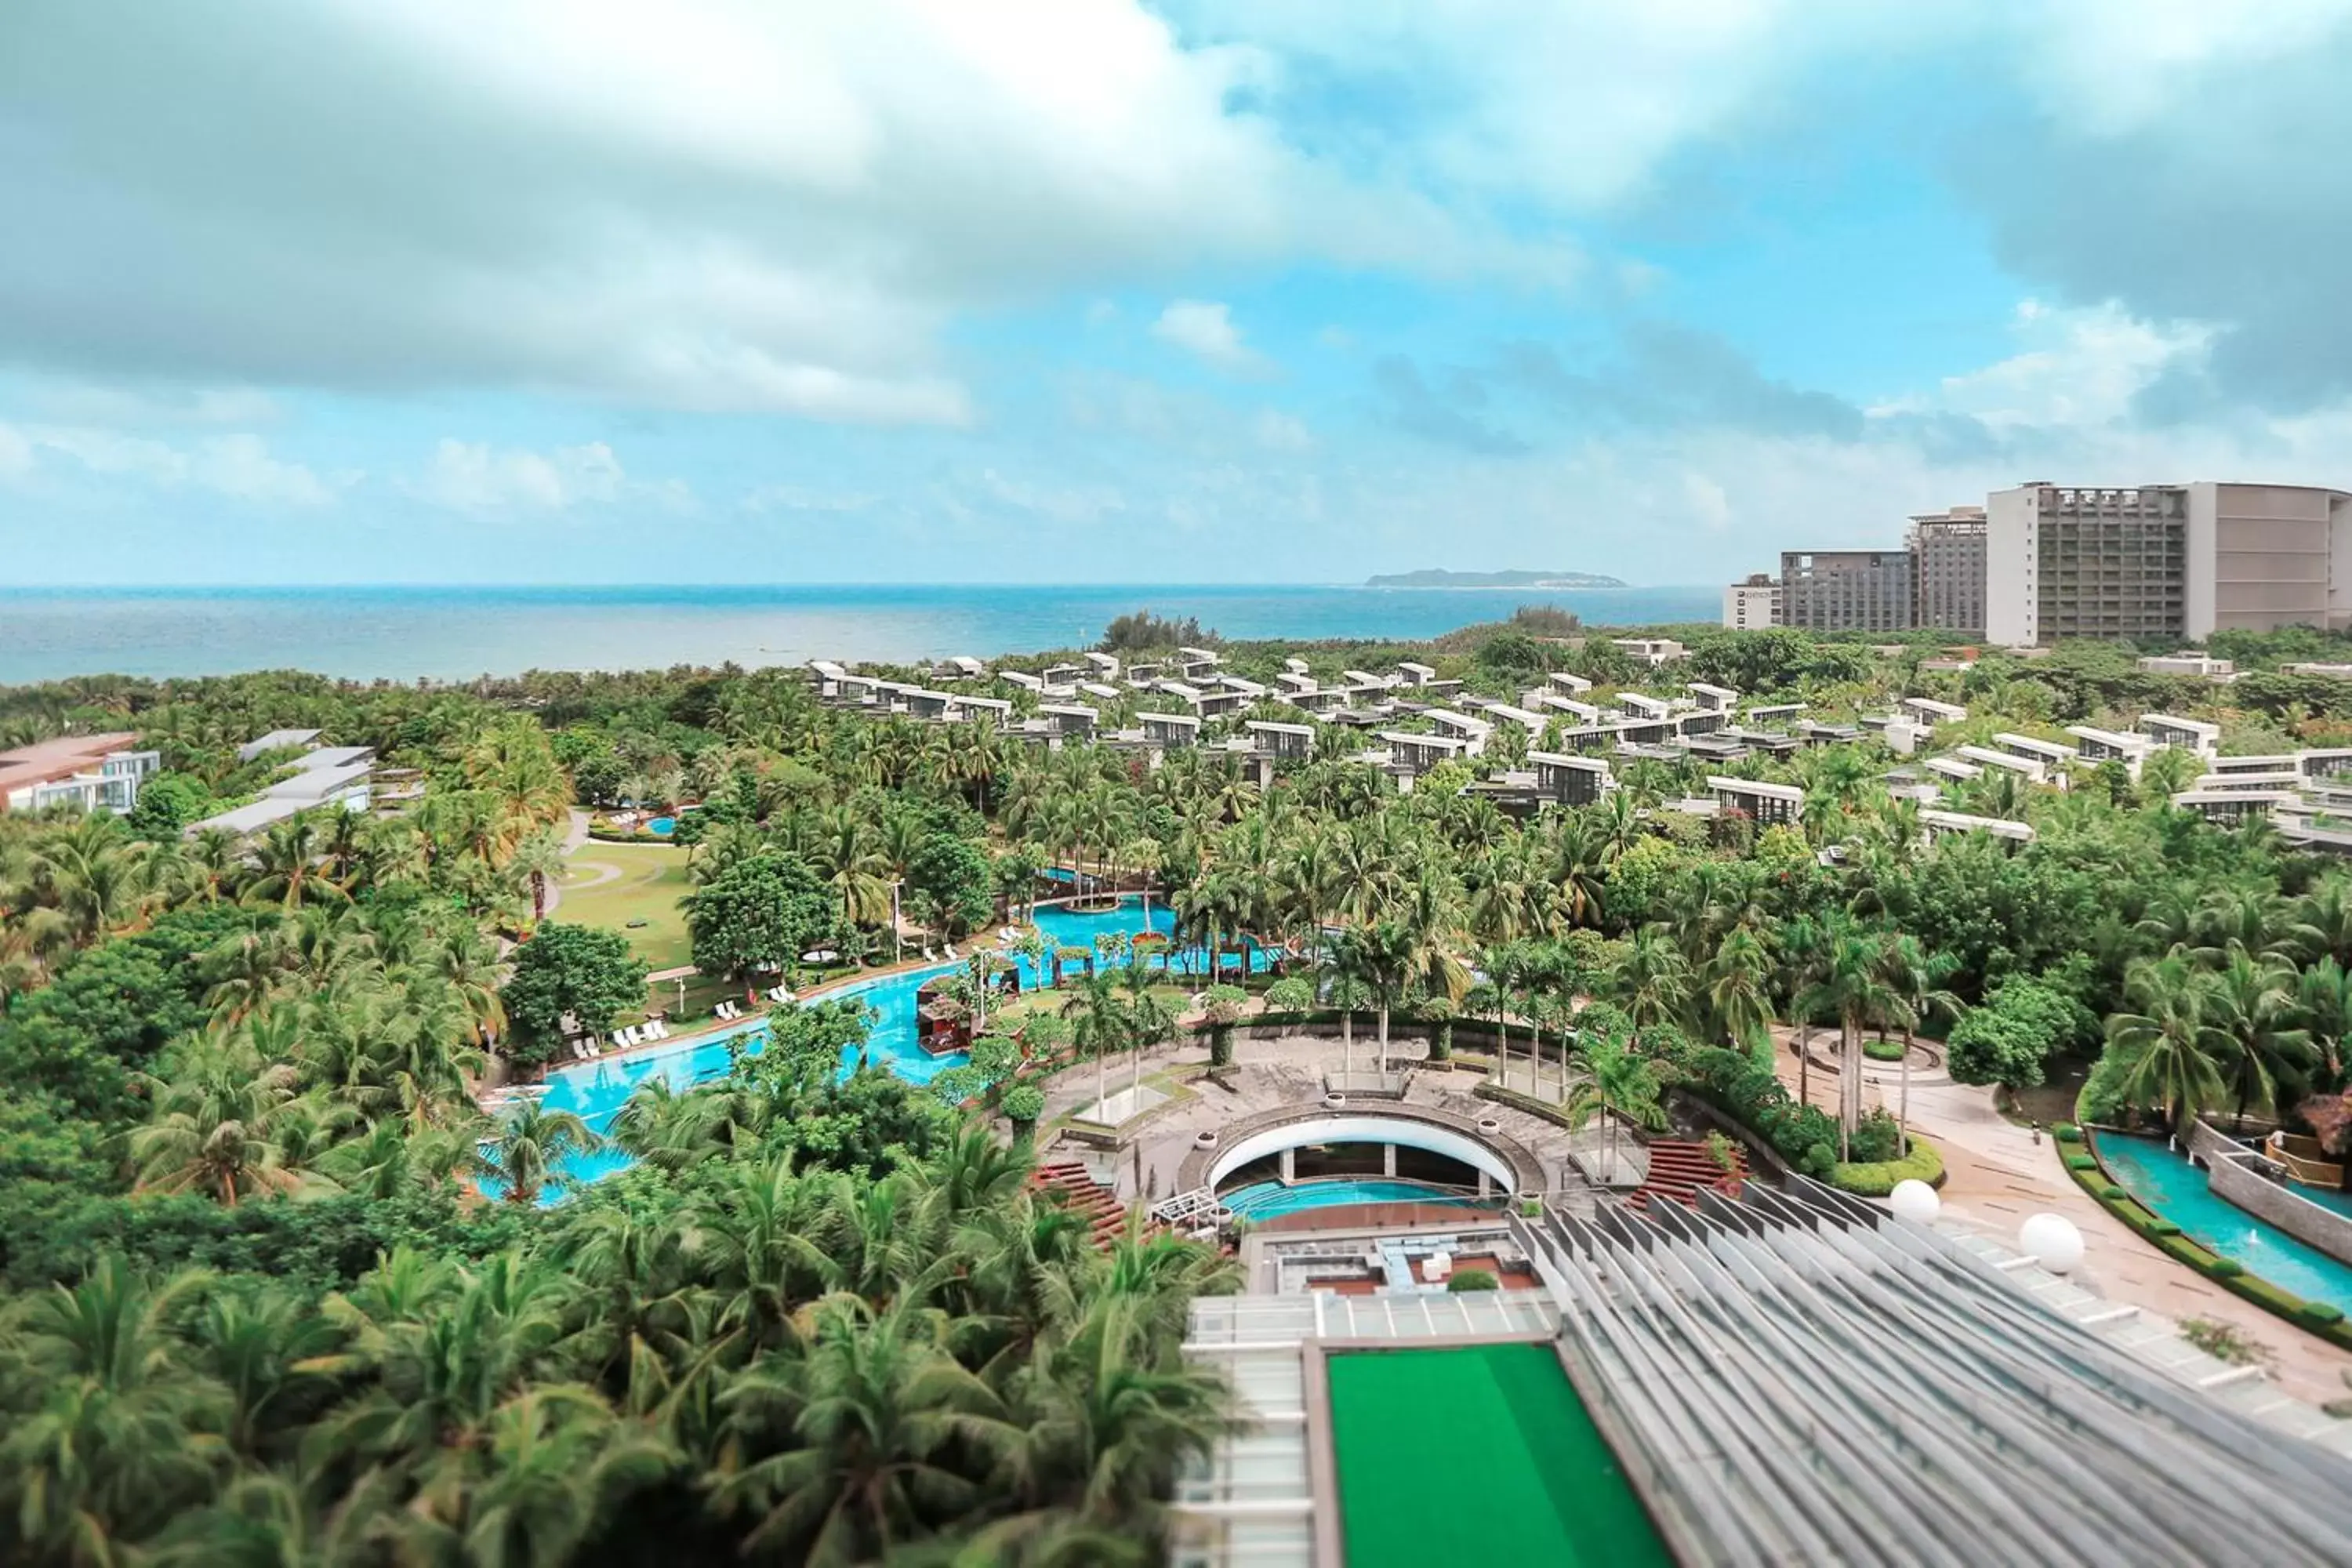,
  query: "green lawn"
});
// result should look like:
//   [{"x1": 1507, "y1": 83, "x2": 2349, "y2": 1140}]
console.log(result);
[
  {"x1": 1326, "y1": 1342, "x2": 1671, "y2": 1568},
  {"x1": 556, "y1": 843, "x2": 695, "y2": 972}
]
